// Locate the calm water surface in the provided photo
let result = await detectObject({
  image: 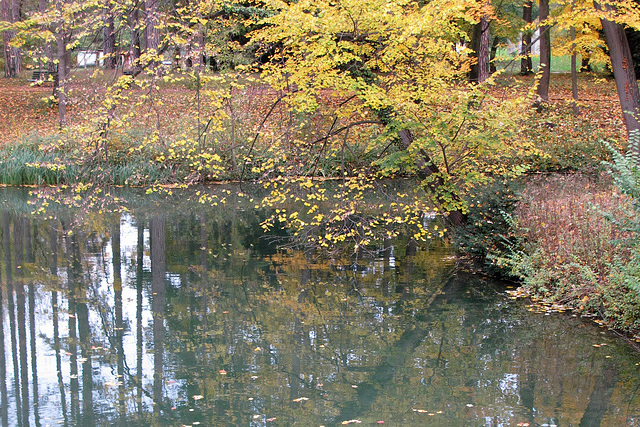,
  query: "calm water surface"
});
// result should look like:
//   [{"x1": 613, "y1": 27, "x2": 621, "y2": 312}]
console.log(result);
[{"x1": 0, "y1": 187, "x2": 638, "y2": 426}]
